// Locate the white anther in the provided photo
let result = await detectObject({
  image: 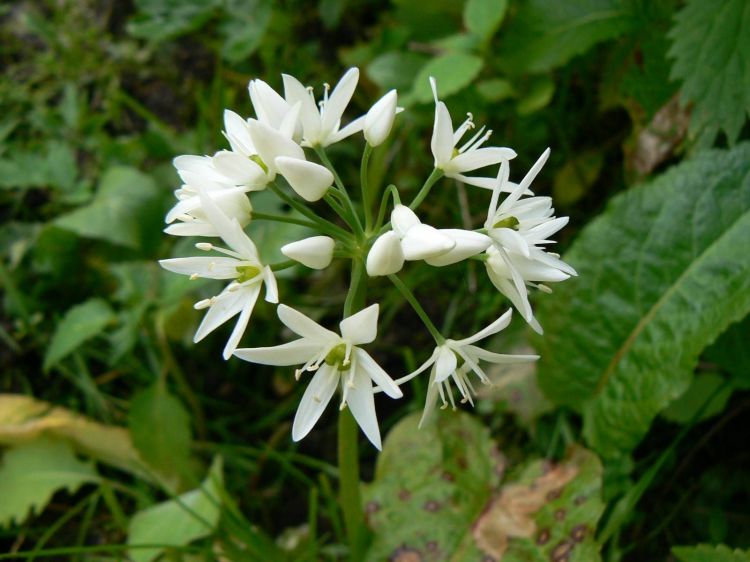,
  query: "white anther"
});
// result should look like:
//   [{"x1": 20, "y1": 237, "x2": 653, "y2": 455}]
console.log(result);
[{"x1": 196, "y1": 243, "x2": 213, "y2": 251}]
